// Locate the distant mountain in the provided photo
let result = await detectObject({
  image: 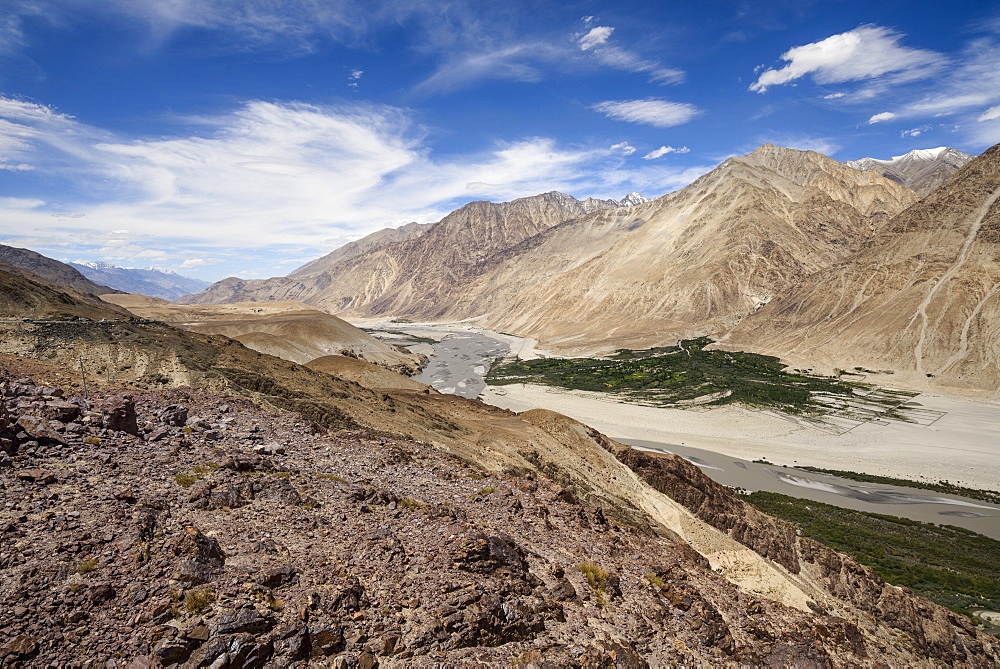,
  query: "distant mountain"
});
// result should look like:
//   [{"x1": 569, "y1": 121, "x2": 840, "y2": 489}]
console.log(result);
[
  {"x1": 0, "y1": 244, "x2": 122, "y2": 296},
  {"x1": 67, "y1": 261, "x2": 210, "y2": 300},
  {"x1": 616, "y1": 192, "x2": 651, "y2": 207},
  {"x1": 180, "y1": 190, "x2": 631, "y2": 306},
  {"x1": 182, "y1": 146, "x2": 918, "y2": 358},
  {"x1": 725, "y1": 141, "x2": 1000, "y2": 394},
  {"x1": 844, "y1": 147, "x2": 972, "y2": 195},
  {"x1": 416, "y1": 144, "x2": 918, "y2": 352}
]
